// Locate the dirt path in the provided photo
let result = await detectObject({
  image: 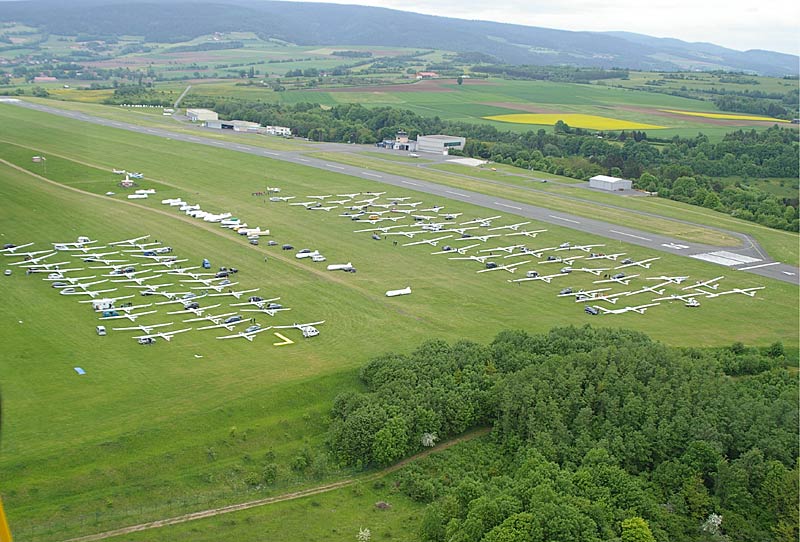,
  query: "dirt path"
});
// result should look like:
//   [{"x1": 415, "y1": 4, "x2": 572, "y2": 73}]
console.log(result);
[{"x1": 61, "y1": 427, "x2": 491, "y2": 542}]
